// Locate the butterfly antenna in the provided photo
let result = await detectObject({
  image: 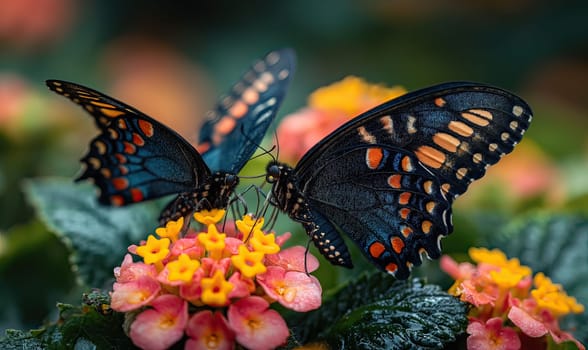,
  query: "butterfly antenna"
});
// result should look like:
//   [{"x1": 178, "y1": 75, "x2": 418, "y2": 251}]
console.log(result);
[{"x1": 238, "y1": 124, "x2": 277, "y2": 164}]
